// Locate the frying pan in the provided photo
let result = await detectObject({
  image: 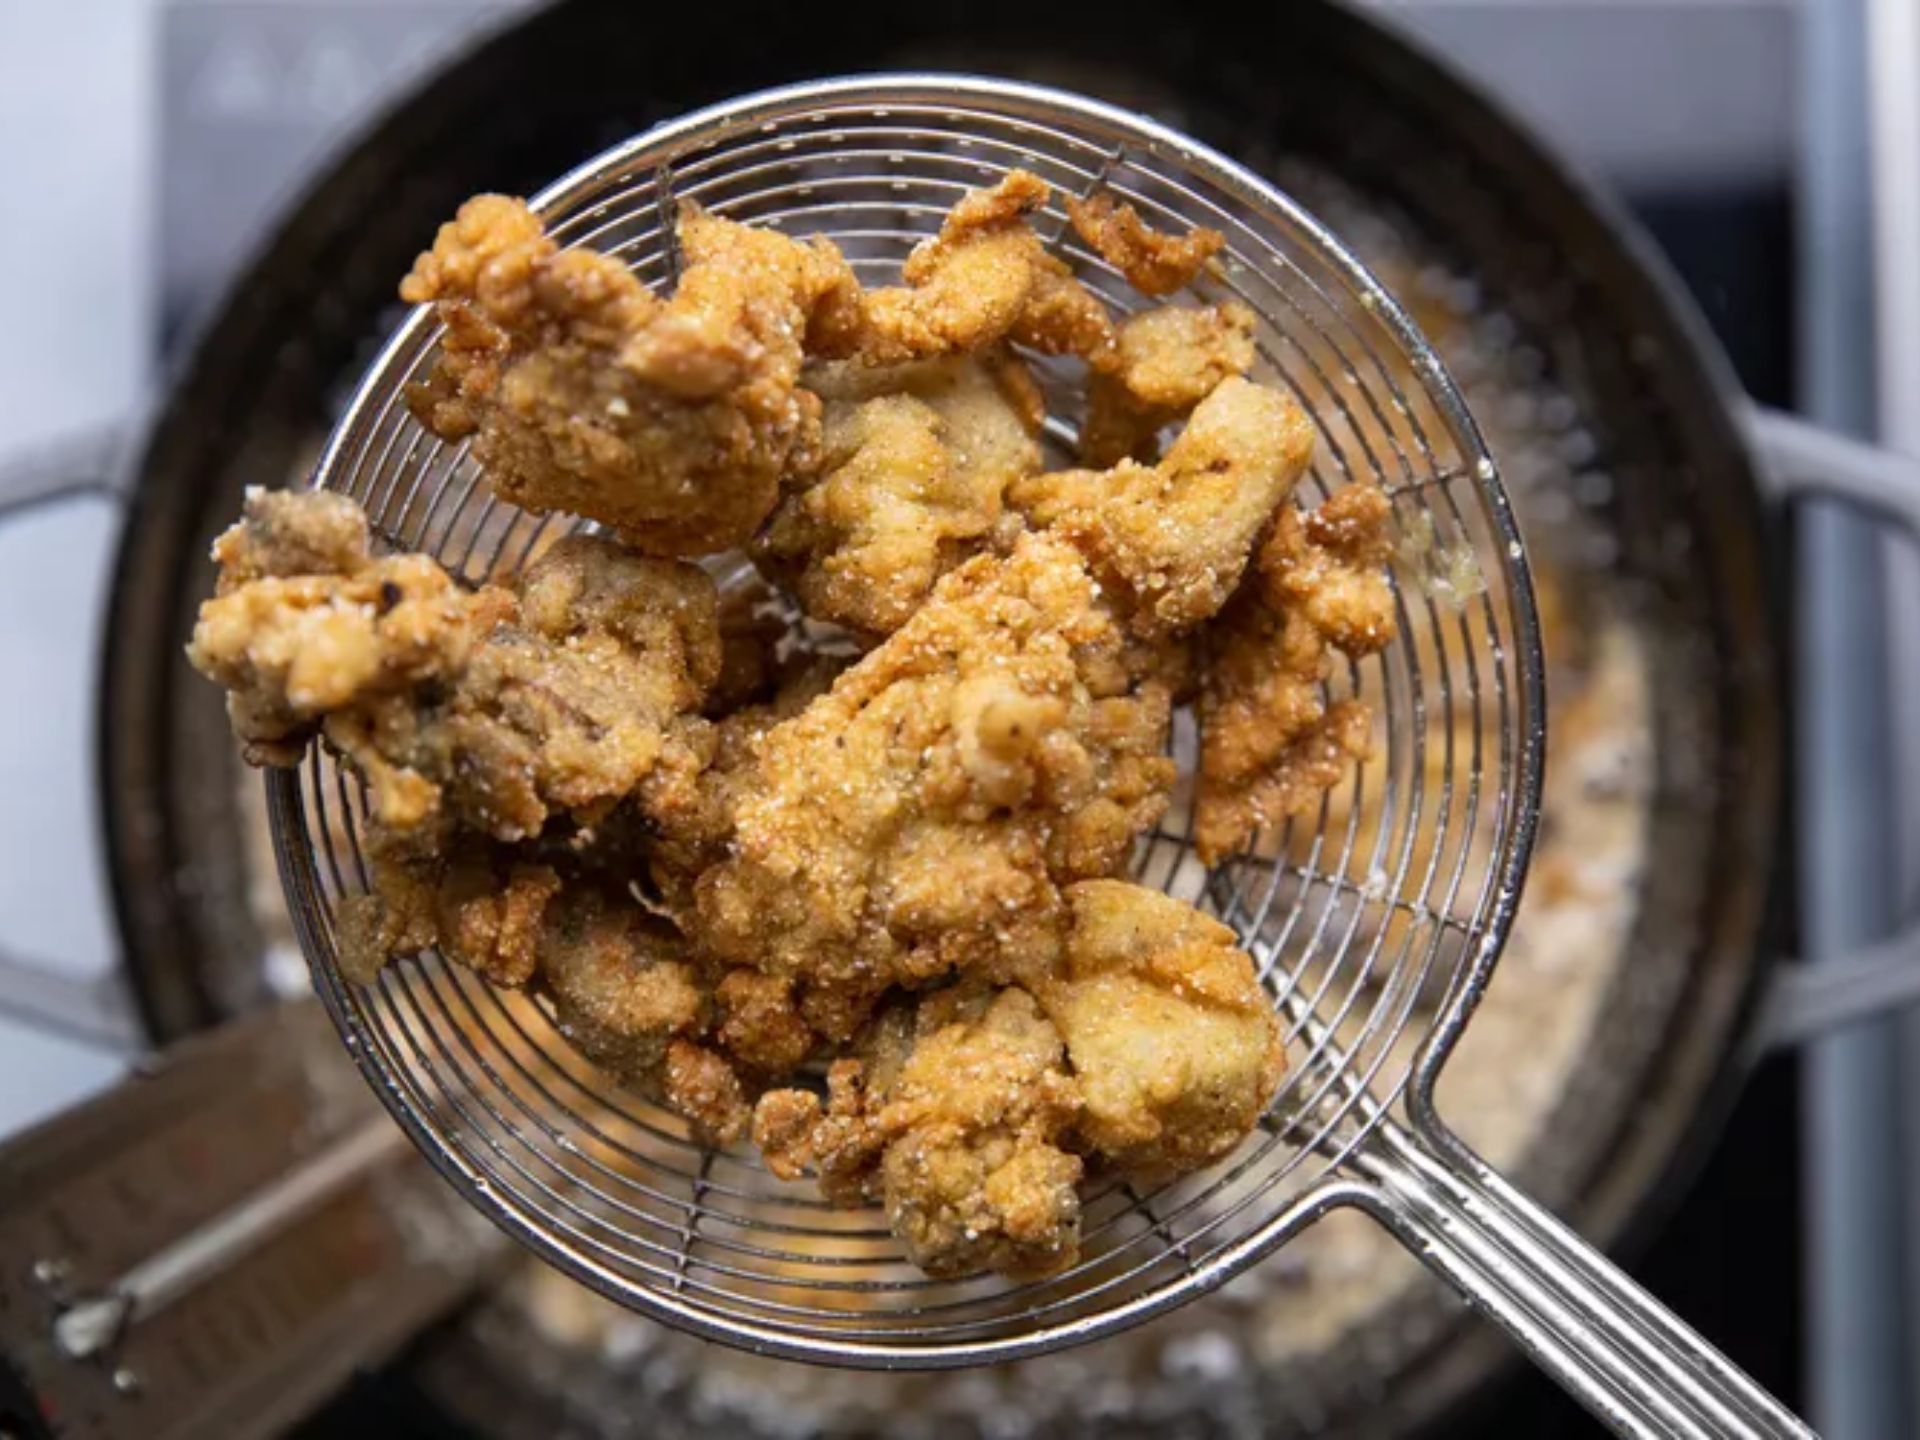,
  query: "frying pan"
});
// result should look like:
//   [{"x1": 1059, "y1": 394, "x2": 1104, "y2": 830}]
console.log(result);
[{"x1": 2, "y1": 0, "x2": 1917, "y2": 1434}]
